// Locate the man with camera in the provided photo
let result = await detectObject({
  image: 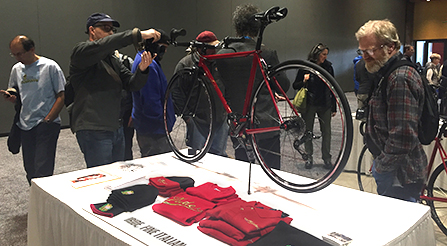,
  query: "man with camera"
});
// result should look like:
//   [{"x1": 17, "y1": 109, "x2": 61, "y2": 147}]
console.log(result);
[{"x1": 69, "y1": 13, "x2": 160, "y2": 168}]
